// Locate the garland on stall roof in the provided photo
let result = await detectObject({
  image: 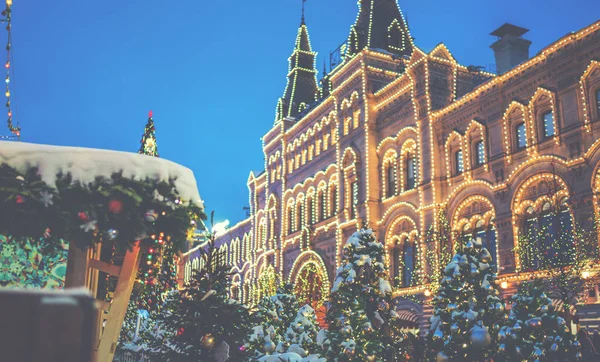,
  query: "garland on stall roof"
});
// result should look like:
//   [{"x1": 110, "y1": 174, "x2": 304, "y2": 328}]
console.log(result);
[{"x1": 0, "y1": 163, "x2": 206, "y2": 253}]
